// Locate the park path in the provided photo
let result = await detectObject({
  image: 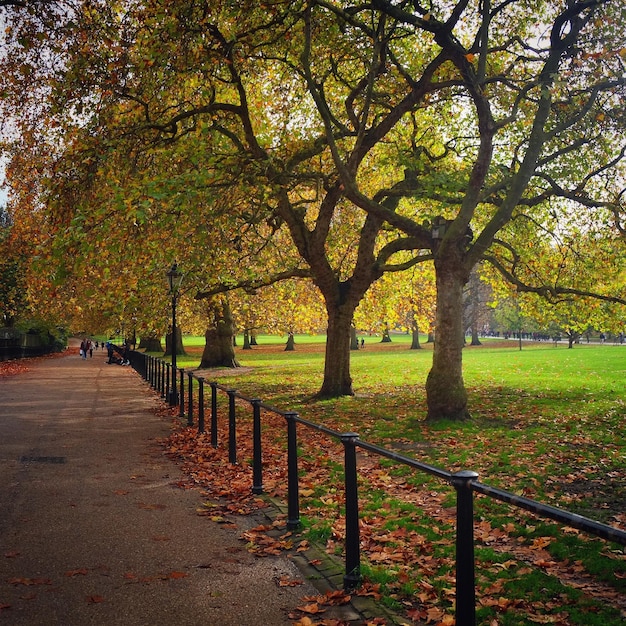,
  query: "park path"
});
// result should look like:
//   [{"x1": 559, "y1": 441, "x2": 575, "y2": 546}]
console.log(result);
[{"x1": 0, "y1": 345, "x2": 321, "y2": 625}]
